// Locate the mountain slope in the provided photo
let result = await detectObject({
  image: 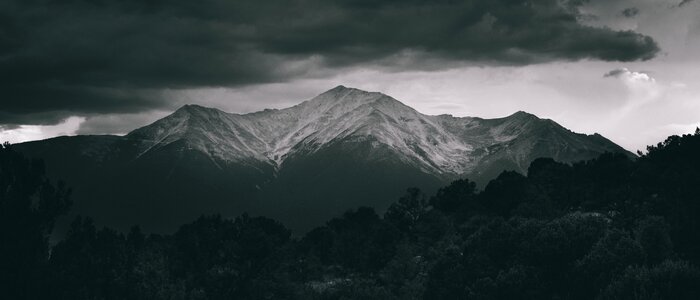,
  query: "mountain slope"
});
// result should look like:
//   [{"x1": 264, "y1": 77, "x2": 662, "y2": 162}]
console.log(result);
[{"x1": 14, "y1": 86, "x2": 634, "y2": 234}]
